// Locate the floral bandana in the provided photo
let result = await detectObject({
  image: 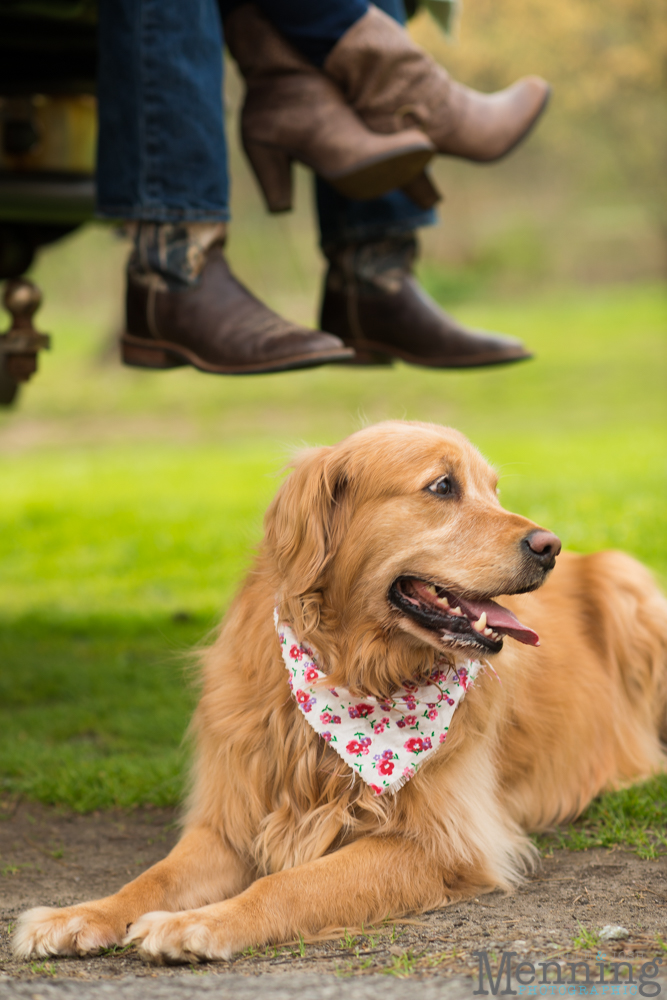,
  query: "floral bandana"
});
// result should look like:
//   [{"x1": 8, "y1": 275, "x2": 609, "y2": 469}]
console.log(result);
[{"x1": 275, "y1": 612, "x2": 482, "y2": 796}]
